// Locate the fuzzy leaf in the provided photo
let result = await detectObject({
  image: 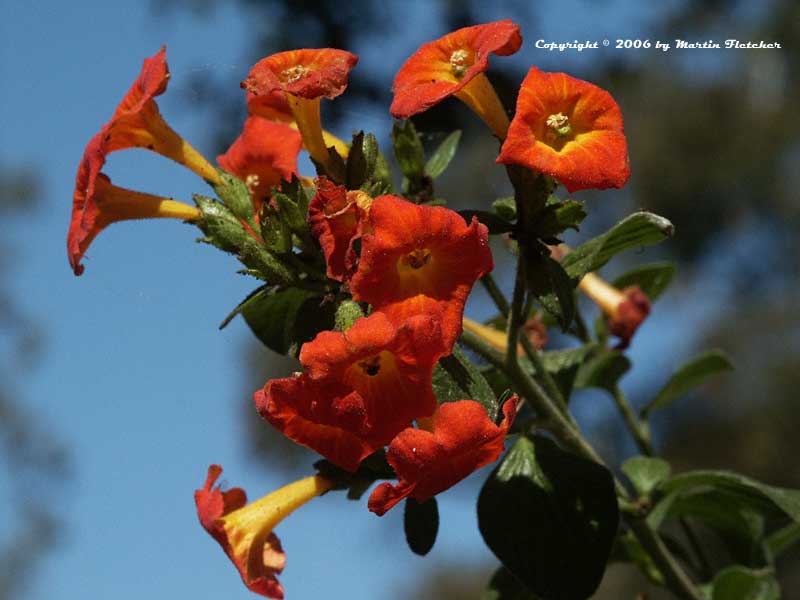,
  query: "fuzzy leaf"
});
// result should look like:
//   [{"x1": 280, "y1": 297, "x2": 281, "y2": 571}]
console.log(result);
[
  {"x1": 641, "y1": 350, "x2": 734, "y2": 416},
  {"x1": 478, "y1": 435, "x2": 619, "y2": 600},
  {"x1": 392, "y1": 120, "x2": 425, "y2": 179},
  {"x1": 622, "y1": 456, "x2": 671, "y2": 496},
  {"x1": 424, "y1": 130, "x2": 461, "y2": 179},
  {"x1": 562, "y1": 212, "x2": 674, "y2": 281},
  {"x1": 433, "y1": 345, "x2": 499, "y2": 420},
  {"x1": 711, "y1": 566, "x2": 780, "y2": 600},
  {"x1": 613, "y1": 262, "x2": 677, "y2": 301},
  {"x1": 404, "y1": 497, "x2": 439, "y2": 556}
]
